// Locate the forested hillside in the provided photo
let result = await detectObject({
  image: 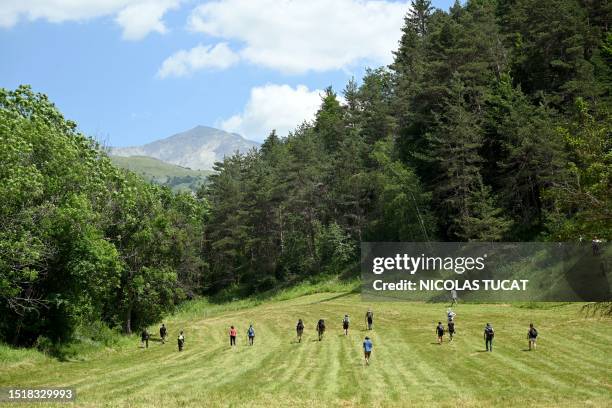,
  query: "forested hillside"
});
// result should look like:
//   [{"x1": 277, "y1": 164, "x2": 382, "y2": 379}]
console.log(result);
[
  {"x1": 1, "y1": 0, "x2": 610, "y2": 348},
  {"x1": 202, "y1": 0, "x2": 610, "y2": 293}
]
